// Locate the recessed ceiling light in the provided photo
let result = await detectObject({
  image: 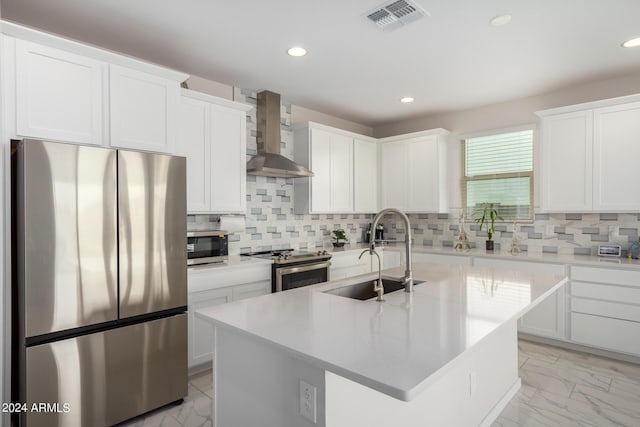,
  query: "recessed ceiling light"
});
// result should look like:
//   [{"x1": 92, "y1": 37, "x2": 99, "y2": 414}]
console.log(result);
[
  {"x1": 622, "y1": 37, "x2": 640, "y2": 48},
  {"x1": 490, "y1": 14, "x2": 512, "y2": 26},
  {"x1": 287, "y1": 47, "x2": 307, "y2": 57},
  {"x1": 400, "y1": 97, "x2": 414, "y2": 103}
]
